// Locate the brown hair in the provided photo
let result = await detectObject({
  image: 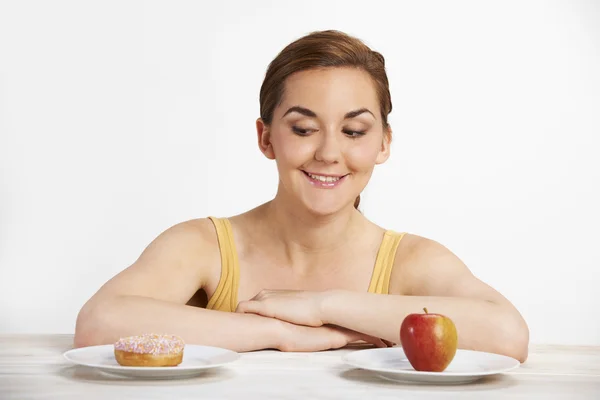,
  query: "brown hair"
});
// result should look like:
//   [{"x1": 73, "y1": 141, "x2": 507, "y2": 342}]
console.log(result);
[{"x1": 259, "y1": 30, "x2": 393, "y2": 210}]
